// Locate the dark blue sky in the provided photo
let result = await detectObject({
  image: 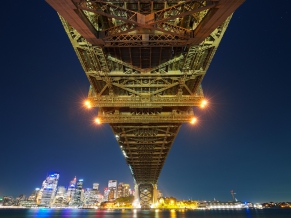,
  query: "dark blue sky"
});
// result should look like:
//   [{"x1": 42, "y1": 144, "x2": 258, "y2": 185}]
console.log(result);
[{"x1": 0, "y1": 1, "x2": 290, "y2": 203}]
